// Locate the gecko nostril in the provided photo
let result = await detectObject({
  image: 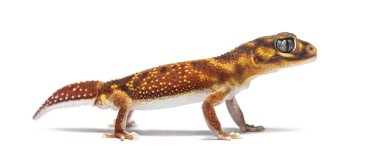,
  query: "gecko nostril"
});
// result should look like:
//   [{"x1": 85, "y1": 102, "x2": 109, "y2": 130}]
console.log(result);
[
  {"x1": 306, "y1": 45, "x2": 317, "y2": 56},
  {"x1": 307, "y1": 45, "x2": 316, "y2": 53}
]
